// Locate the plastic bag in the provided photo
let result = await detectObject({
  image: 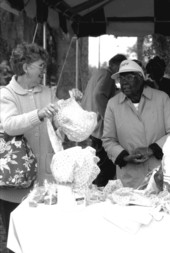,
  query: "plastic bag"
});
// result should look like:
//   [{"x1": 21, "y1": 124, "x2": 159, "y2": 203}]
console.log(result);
[
  {"x1": 138, "y1": 166, "x2": 164, "y2": 194},
  {"x1": 28, "y1": 181, "x2": 58, "y2": 207},
  {"x1": 53, "y1": 96, "x2": 97, "y2": 142}
]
